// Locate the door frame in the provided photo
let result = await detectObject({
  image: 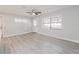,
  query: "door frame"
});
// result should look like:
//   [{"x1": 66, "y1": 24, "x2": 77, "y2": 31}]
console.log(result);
[{"x1": 0, "y1": 15, "x2": 4, "y2": 41}]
